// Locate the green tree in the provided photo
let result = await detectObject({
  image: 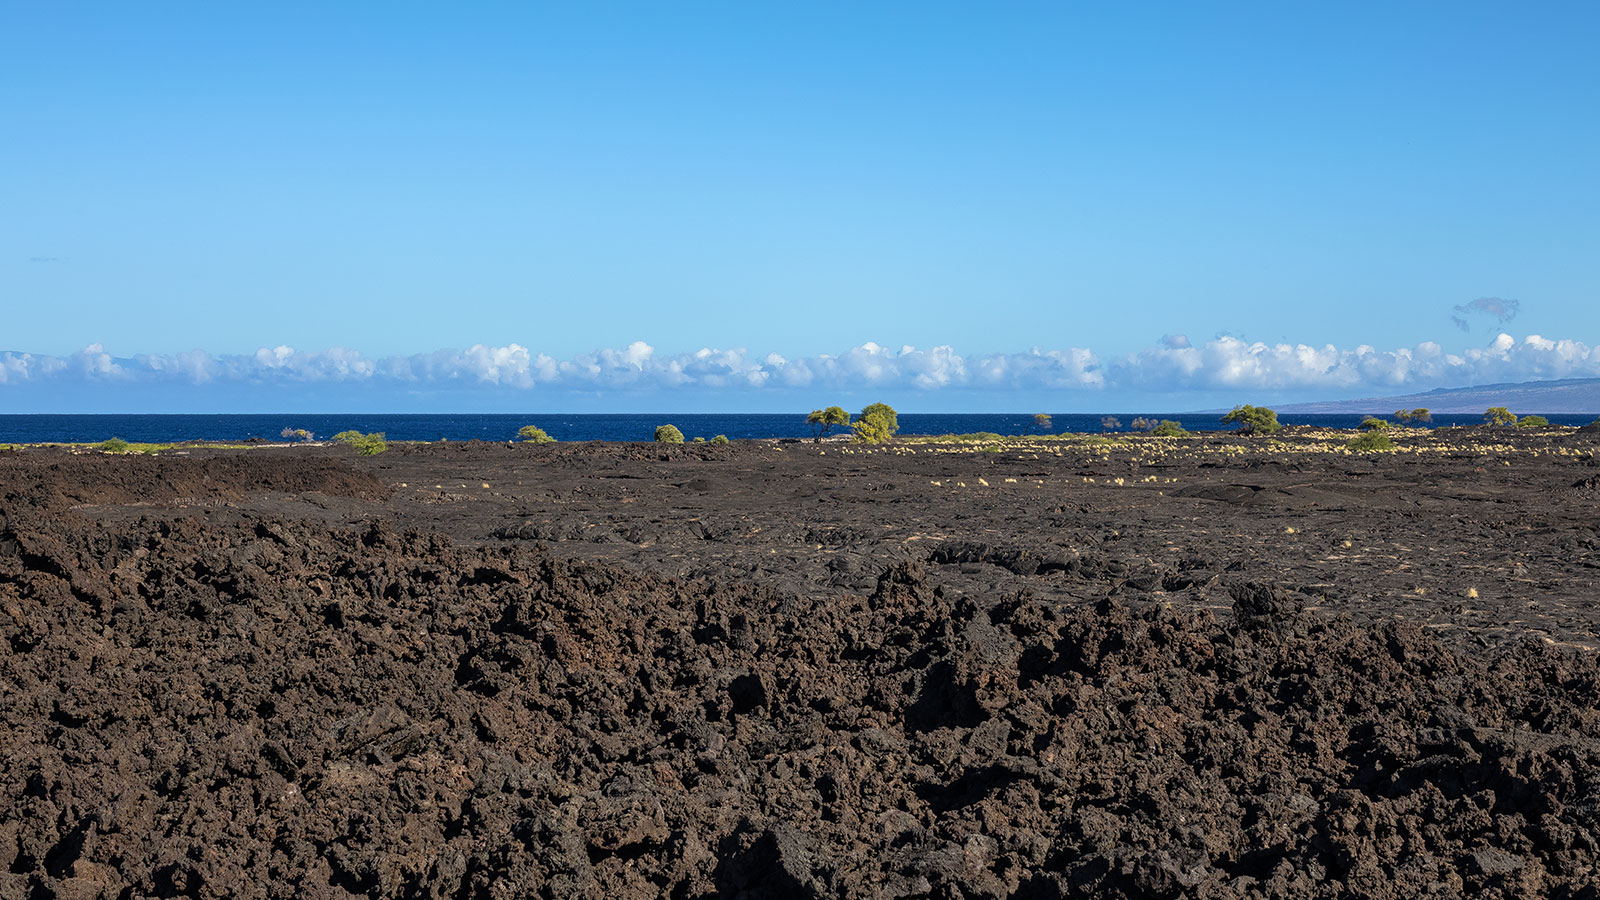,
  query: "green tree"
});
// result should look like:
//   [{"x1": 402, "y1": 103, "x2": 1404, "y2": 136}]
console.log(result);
[
  {"x1": 517, "y1": 425, "x2": 555, "y2": 443},
  {"x1": 1359, "y1": 417, "x2": 1390, "y2": 431},
  {"x1": 99, "y1": 437, "x2": 131, "y2": 453},
  {"x1": 1483, "y1": 407, "x2": 1517, "y2": 426},
  {"x1": 806, "y1": 406, "x2": 851, "y2": 440},
  {"x1": 333, "y1": 430, "x2": 387, "y2": 455},
  {"x1": 1149, "y1": 420, "x2": 1189, "y2": 437},
  {"x1": 654, "y1": 424, "x2": 685, "y2": 443},
  {"x1": 851, "y1": 402, "x2": 900, "y2": 444},
  {"x1": 1347, "y1": 430, "x2": 1394, "y2": 451},
  {"x1": 1517, "y1": 414, "x2": 1550, "y2": 427},
  {"x1": 1036, "y1": 413, "x2": 1055, "y2": 432},
  {"x1": 1410, "y1": 408, "x2": 1432, "y2": 424},
  {"x1": 1222, "y1": 405, "x2": 1281, "y2": 435}
]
